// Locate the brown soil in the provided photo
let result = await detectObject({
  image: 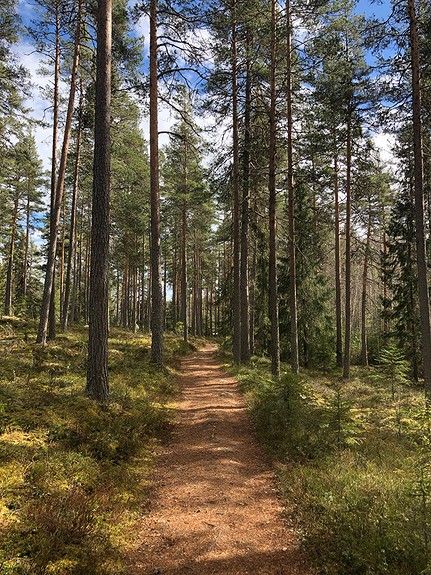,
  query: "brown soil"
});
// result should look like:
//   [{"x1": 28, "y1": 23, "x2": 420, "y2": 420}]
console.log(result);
[{"x1": 128, "y1": 344, "x2": 313, "y2": 575}]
